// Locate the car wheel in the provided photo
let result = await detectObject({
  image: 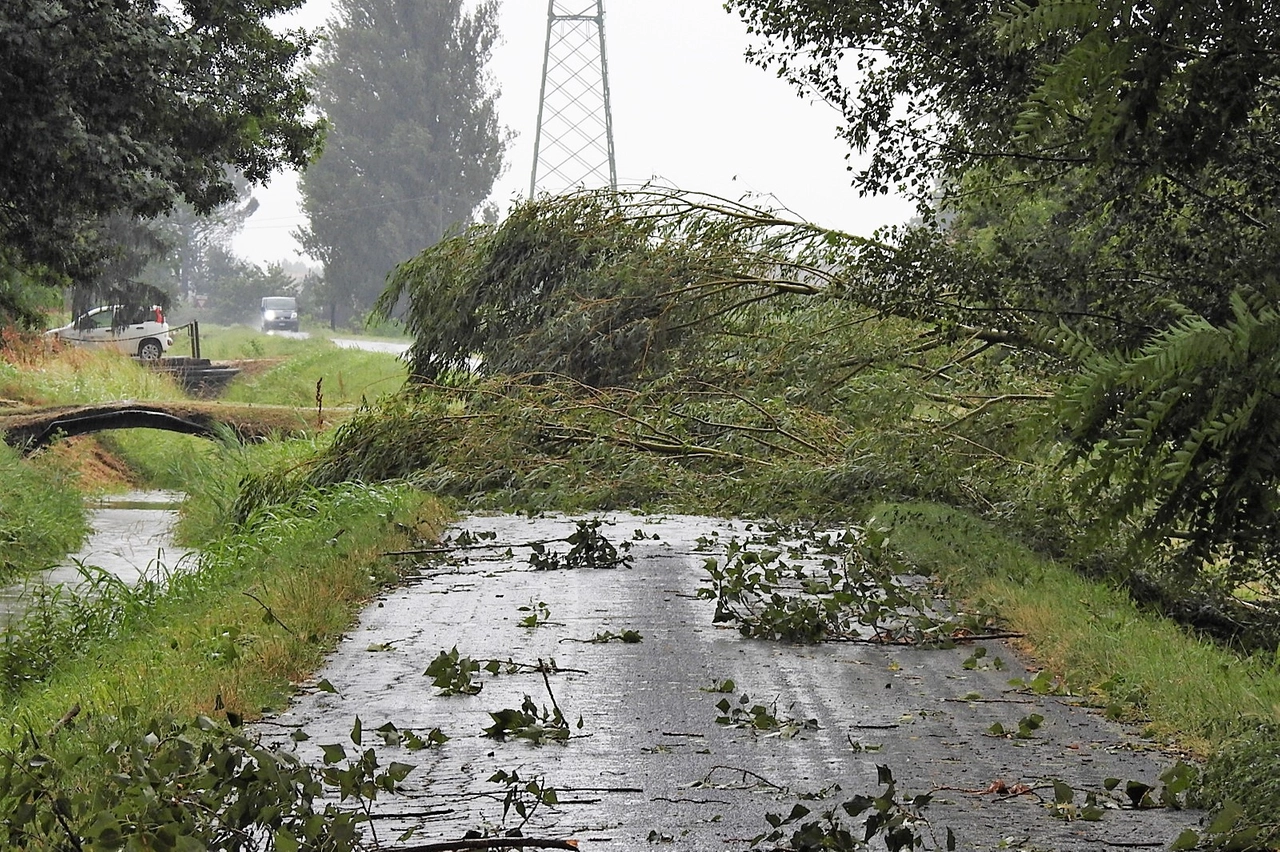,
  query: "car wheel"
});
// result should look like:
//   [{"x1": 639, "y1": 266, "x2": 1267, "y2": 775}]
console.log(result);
[{"x1": 137, "y1": 339, "x2": 163, "y2": 361}]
